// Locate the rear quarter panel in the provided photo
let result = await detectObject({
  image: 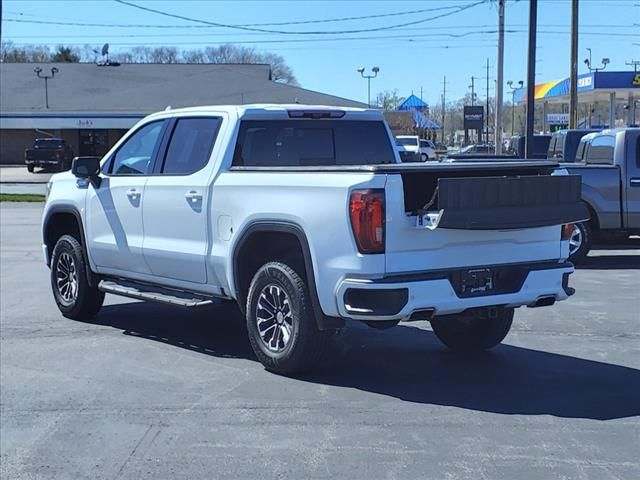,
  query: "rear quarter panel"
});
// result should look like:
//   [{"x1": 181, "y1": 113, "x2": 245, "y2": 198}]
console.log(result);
[
  {"x1": 564, "y1": 164, "x2": 622, "y2": 229},
  {"x1": 210, "y1": 171, "x2": 387, "y2": 317}
]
